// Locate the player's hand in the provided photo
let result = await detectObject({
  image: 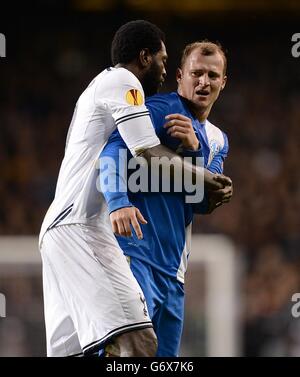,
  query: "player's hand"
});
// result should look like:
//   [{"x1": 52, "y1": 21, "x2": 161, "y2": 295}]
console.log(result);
[
  {"x1": 213, "y1": 174, "x2": 232, "y2": 194},
  {"x1": 164, "y1": 113, "x2": 199, "y2": 151},
  {"x1": 206, "y1": 174, "x2": 233, "y2": 213},
  {"x1": 110, "y1": 206, "x2": 147, "y2": 240}
]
